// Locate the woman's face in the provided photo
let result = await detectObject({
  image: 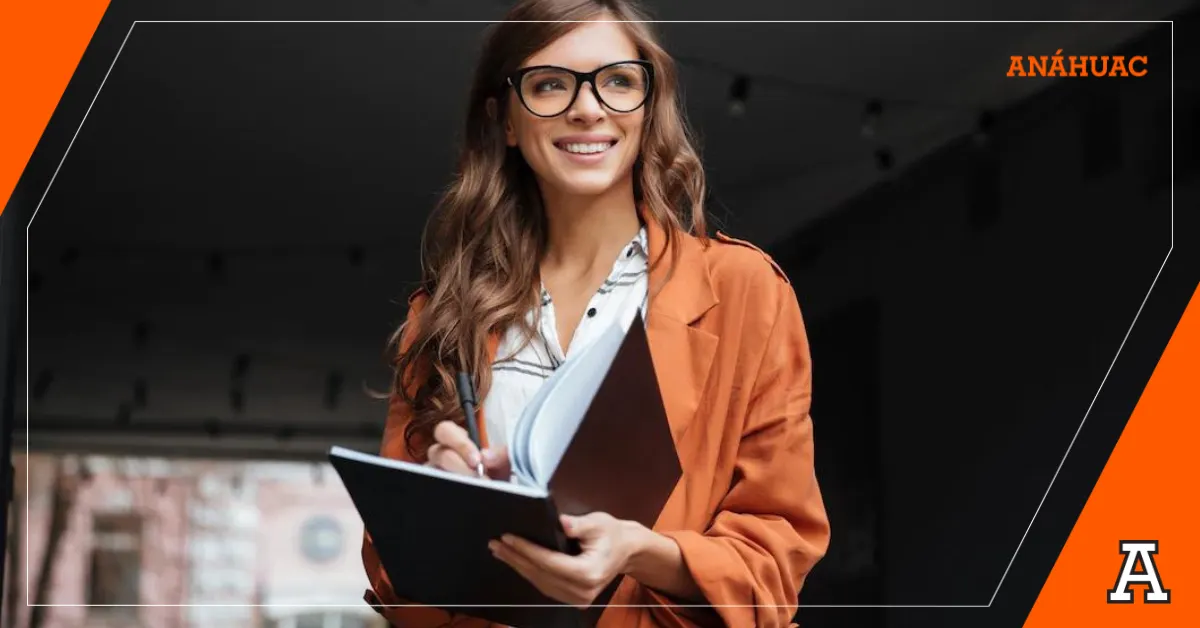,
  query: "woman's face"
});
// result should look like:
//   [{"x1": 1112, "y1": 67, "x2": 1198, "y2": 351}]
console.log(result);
[{"x1": 504, "y1": 20, "x2": 646, "y2": 199}]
